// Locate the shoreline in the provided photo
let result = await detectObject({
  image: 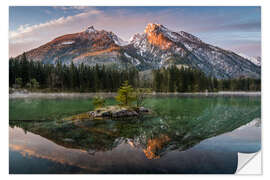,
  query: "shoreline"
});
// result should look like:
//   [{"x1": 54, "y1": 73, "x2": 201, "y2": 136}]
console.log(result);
[{"x1": 9, "y1": 91, "x2": 261, "y2": 99}]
